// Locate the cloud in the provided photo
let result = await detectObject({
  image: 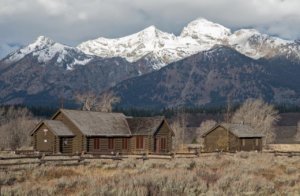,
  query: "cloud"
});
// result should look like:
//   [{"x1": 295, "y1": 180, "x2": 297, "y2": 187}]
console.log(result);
[{"x1": 1, "y1": 0, "x2": 300, "y2": 58}]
